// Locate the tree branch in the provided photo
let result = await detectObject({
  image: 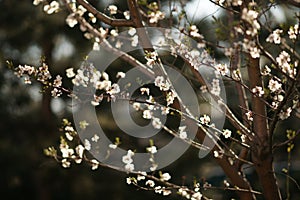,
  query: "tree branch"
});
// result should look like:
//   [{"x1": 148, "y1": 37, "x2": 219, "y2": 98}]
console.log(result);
[{"x1": 77, "y1": 0, "x2": 134, "y2": 27}]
